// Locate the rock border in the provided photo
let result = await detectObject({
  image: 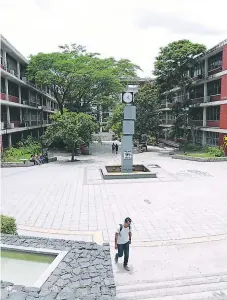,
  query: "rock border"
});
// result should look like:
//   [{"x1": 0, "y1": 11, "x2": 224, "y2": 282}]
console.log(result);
[
  {"x1": 1, "y1": 157, "x2": 57, "y2": 168},
  {"x1": 172, "y1": 154, "x2": 227, "y2": 162},
  {"x1": 1, "y1": 234, "x2": 116, "y2": 300}
]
